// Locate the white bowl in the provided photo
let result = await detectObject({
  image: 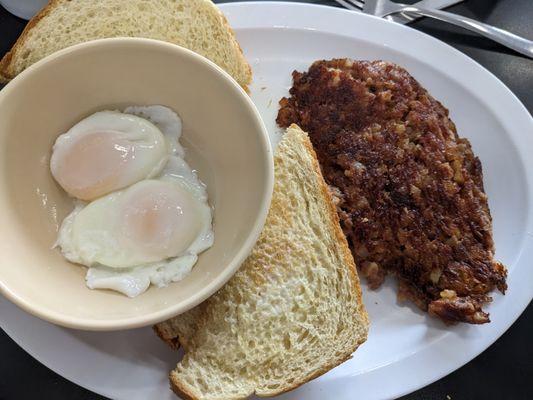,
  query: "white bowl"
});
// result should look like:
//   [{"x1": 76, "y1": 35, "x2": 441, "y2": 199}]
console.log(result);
[{"x1": 0, "y1": 38, "x2": 273, "y2": 330}]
